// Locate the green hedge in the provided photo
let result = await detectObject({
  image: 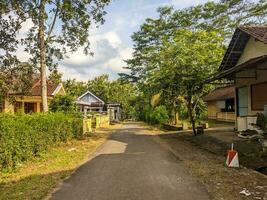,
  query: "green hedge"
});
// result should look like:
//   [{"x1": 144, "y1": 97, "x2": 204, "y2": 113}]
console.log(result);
[{"x1": 0, "y1": 112, "x2": 83, "y2": 170}]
